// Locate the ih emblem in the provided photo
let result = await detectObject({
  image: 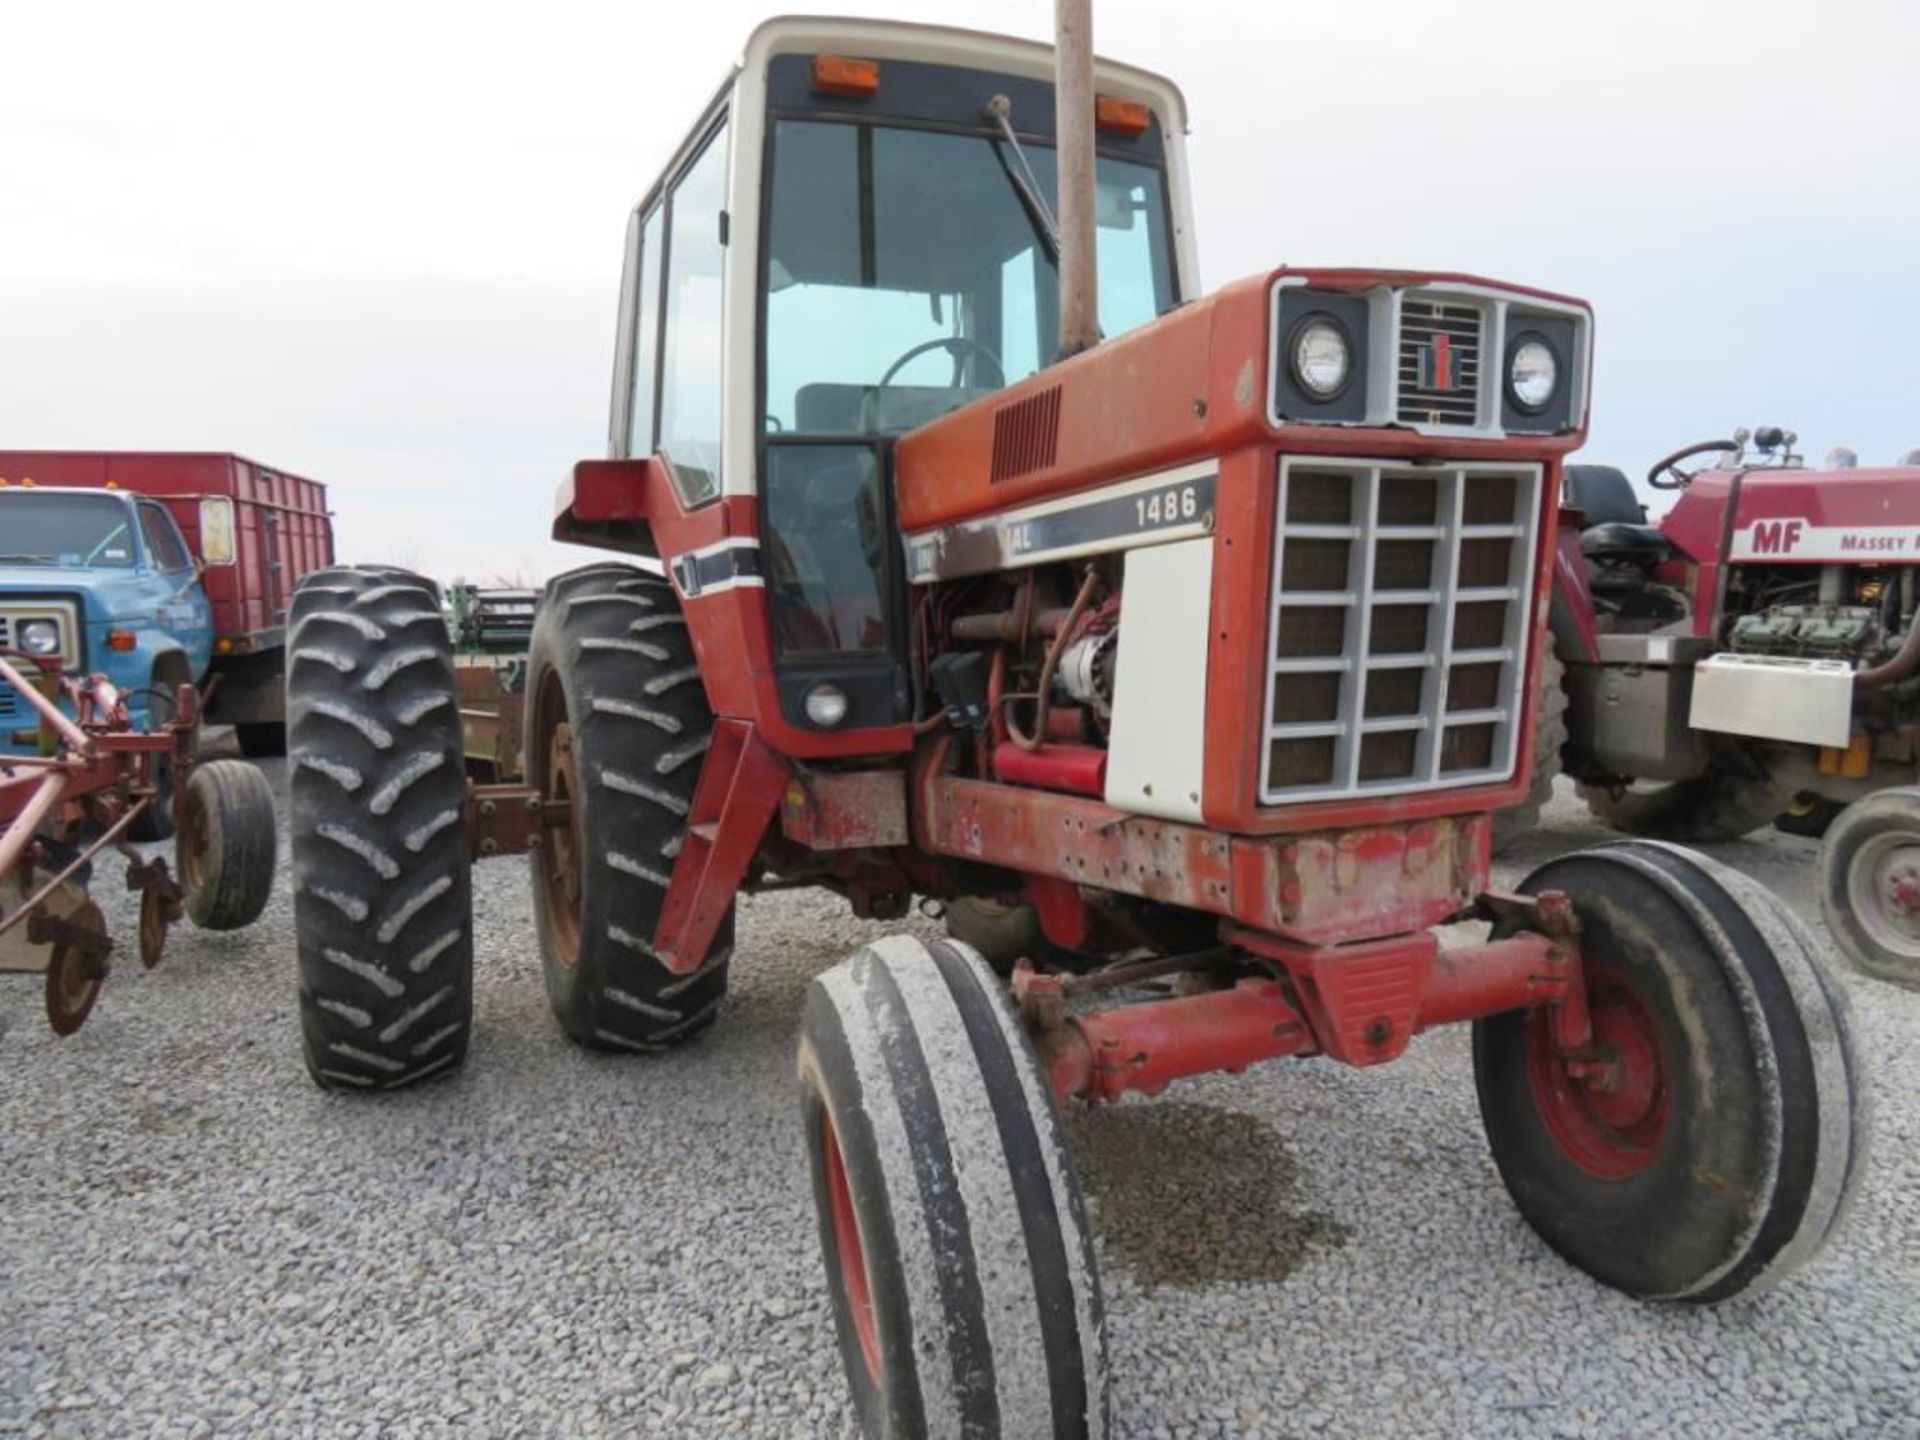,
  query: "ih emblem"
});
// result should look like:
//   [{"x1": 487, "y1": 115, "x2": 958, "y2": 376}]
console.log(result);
[{"x1": 1418, "y1": 332, "x2": 1457, "y2": 391}]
